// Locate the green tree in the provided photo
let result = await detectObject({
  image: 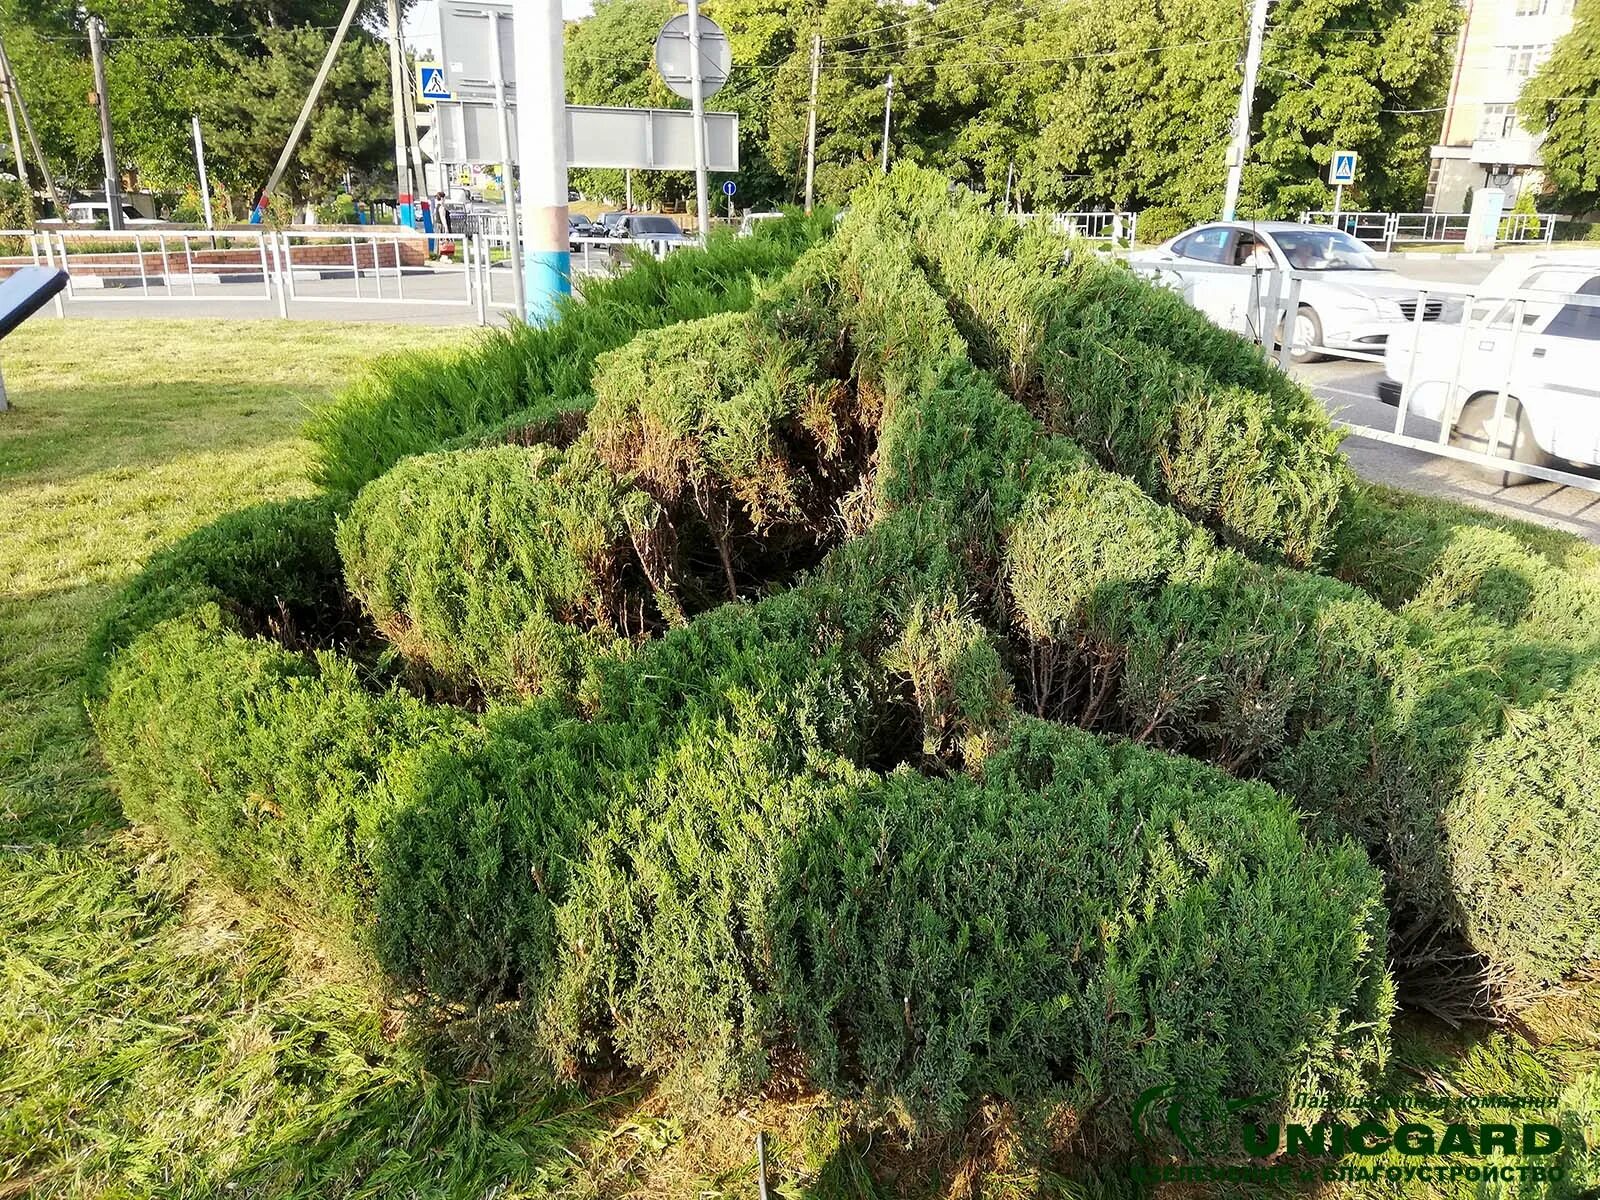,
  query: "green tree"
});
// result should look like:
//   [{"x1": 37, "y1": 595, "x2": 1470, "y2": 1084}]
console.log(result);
[
  {"x1": 202, "y1": 27, "x2": 393, "y2": 216},
  {"x1": 1520, "y1": 0, "x2": 1600, "y2": 213},
  {"x1": 0, "y1": 0, "x2": 410, "y2": 208}
]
